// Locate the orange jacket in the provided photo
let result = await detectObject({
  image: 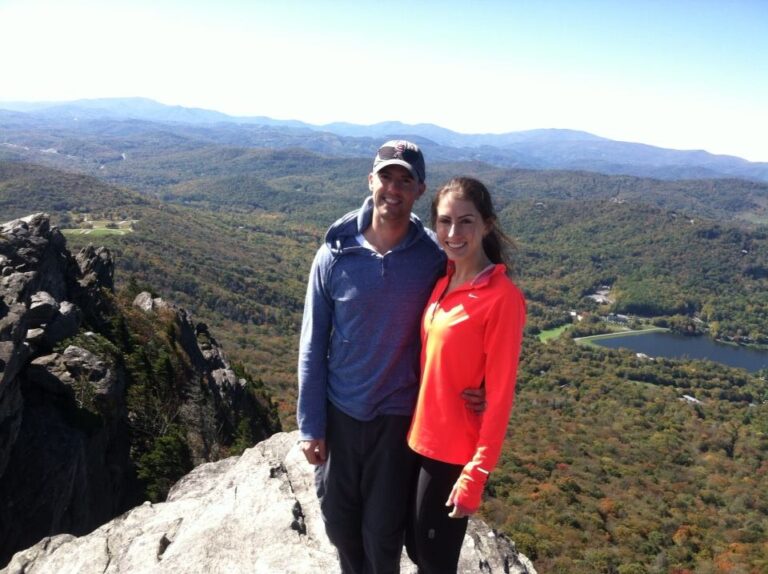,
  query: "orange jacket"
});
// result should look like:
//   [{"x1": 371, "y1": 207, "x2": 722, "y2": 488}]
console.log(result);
[{"x1": 407, "y1": 263, "x2": 526, "y2": 510}]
